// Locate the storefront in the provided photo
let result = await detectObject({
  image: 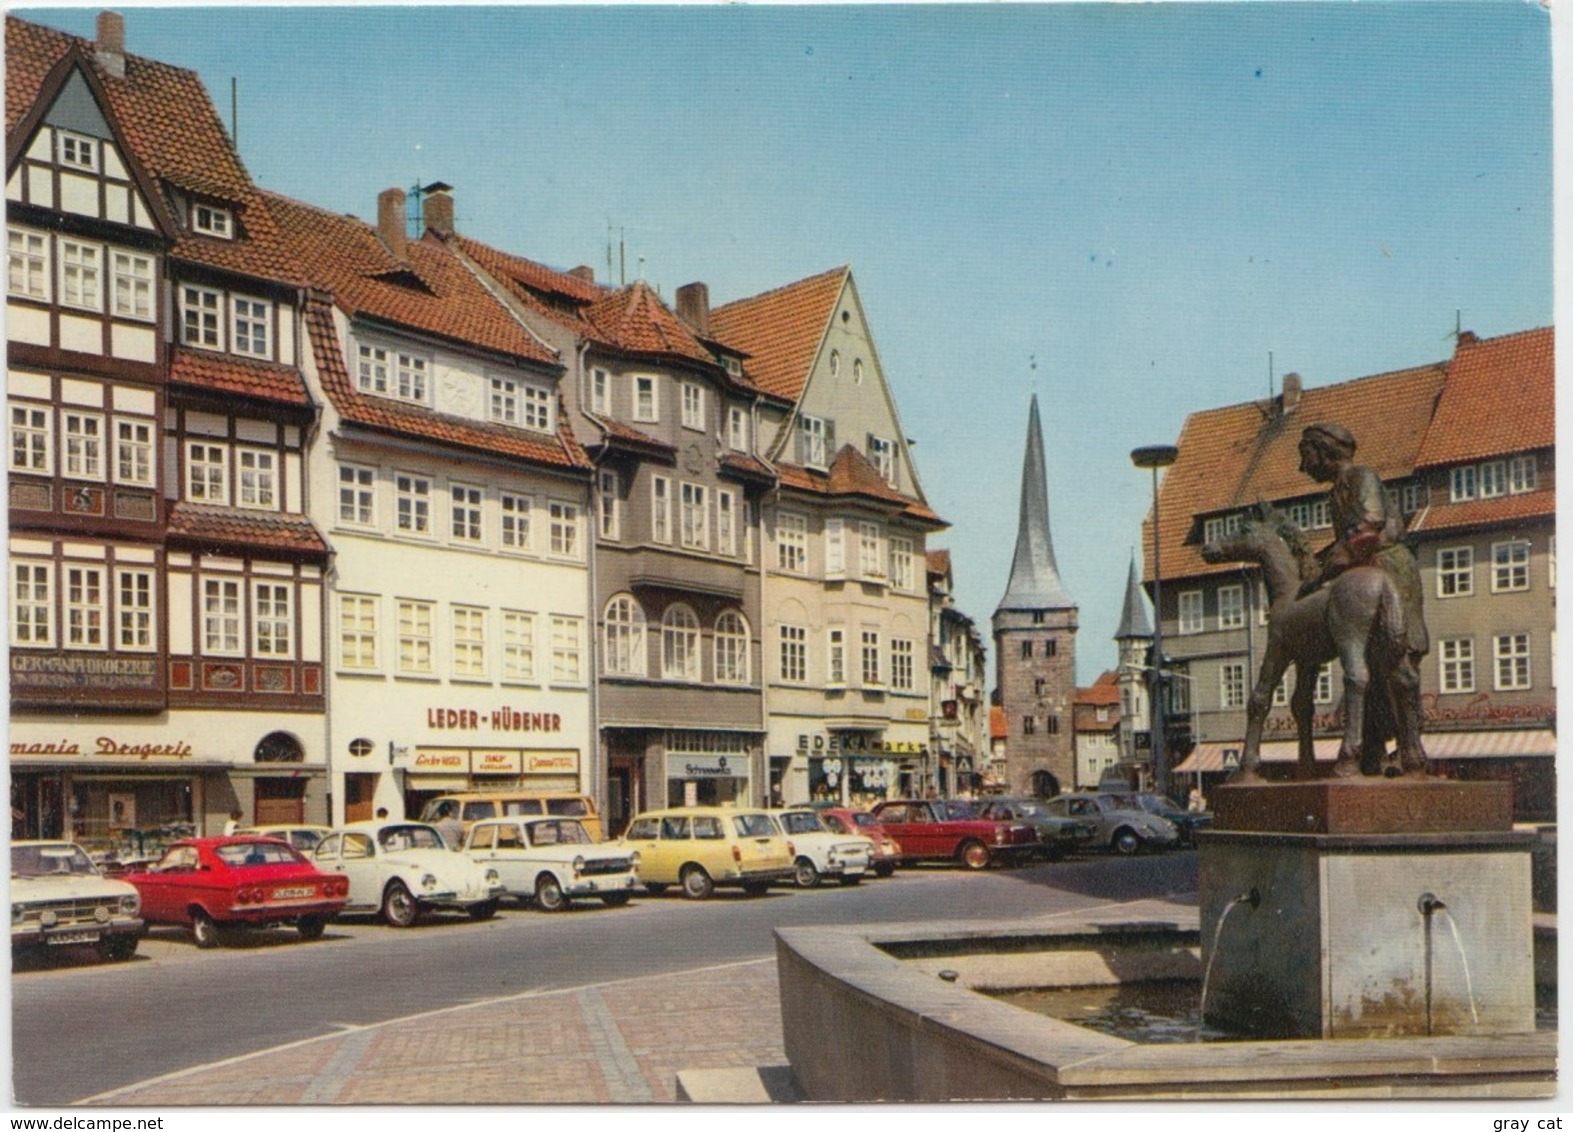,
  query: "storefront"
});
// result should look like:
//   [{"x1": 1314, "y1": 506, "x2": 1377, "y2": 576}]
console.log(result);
[
  {"x1": 798, "y1": 730, "x2": 926, "y2": 806},
  {"x1": 662, "y1": 730, "x2": 756, "y2": 807},
  {"x1": 396, "y1": 746, "x2": 583, "y2": 818}
]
